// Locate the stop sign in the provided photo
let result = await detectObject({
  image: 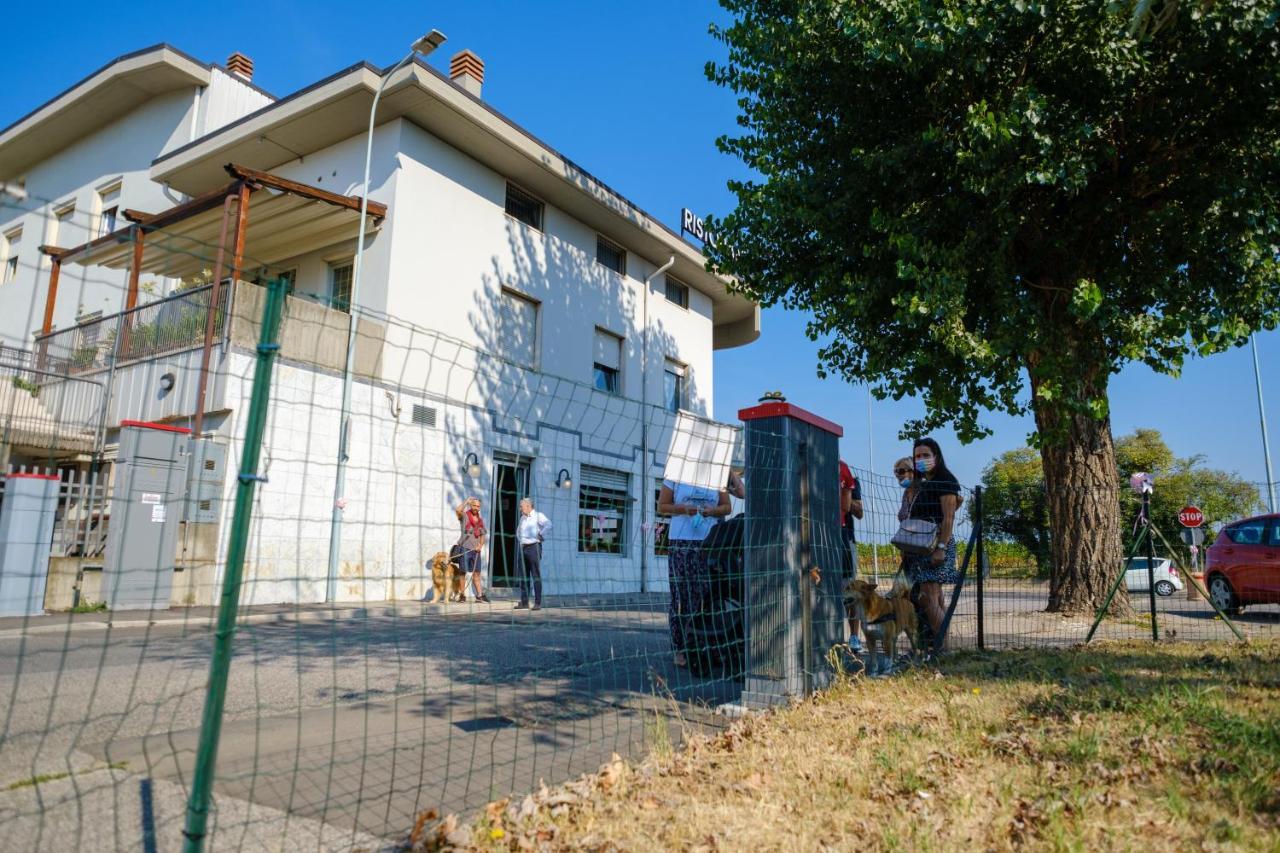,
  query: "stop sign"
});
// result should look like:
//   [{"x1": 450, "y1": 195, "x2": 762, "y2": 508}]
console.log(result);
[{"x1": 1179, "y1": 506, "x2": 1204, "y2": 528}]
